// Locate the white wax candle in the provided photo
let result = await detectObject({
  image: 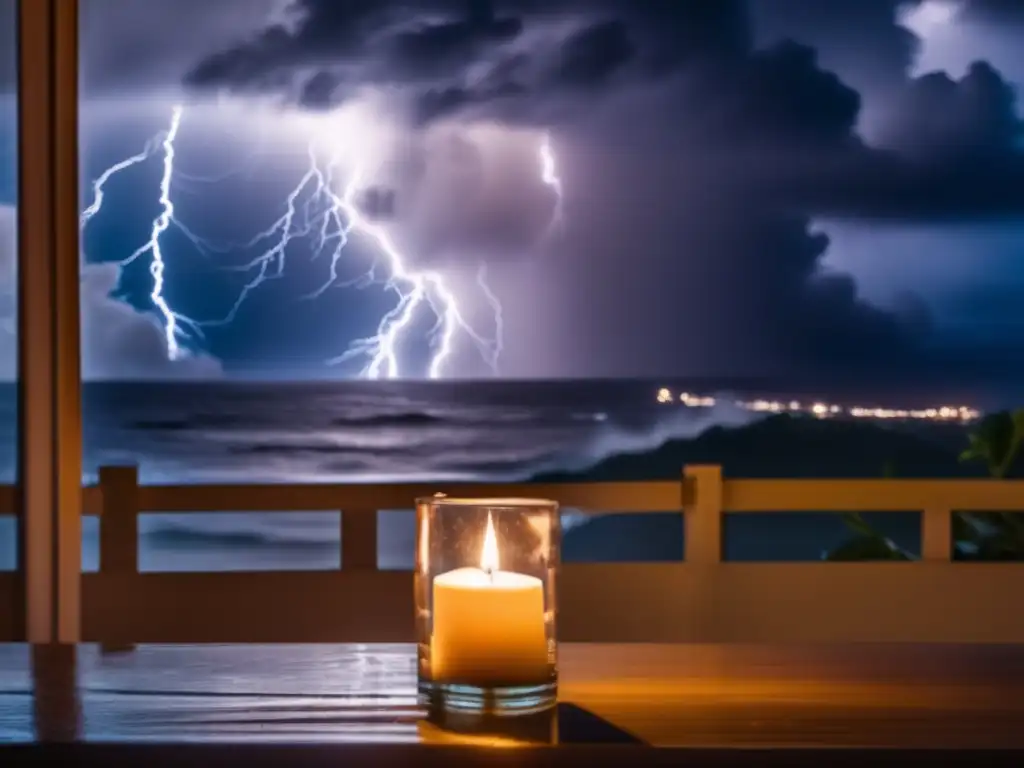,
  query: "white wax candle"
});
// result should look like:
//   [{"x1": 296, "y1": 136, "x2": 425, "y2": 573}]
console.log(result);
[{"x1": 431, "y1": 514, "x2": 549, "y2": 686}]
